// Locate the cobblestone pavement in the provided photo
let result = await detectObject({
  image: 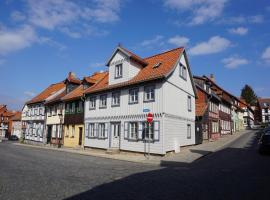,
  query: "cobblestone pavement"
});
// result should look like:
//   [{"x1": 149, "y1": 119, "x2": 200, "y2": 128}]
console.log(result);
[{"x1": 1, "y1": 130, "x2": 270, "y2": 200}]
